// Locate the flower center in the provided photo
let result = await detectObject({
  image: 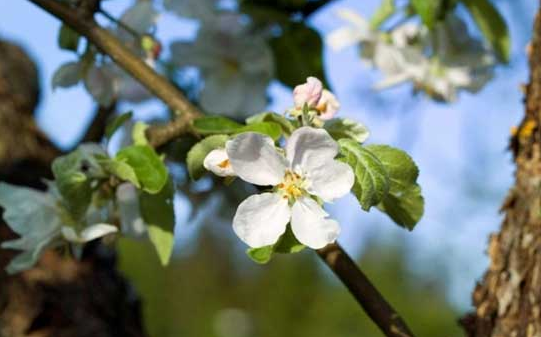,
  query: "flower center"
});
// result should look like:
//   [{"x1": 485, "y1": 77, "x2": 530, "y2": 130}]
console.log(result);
[
  {"x1": 277, "y1": 170, "x2": 306, "y2": 201},
  {"x1": 218, "y1": 159, "x2": 230, "y2": 169}
]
